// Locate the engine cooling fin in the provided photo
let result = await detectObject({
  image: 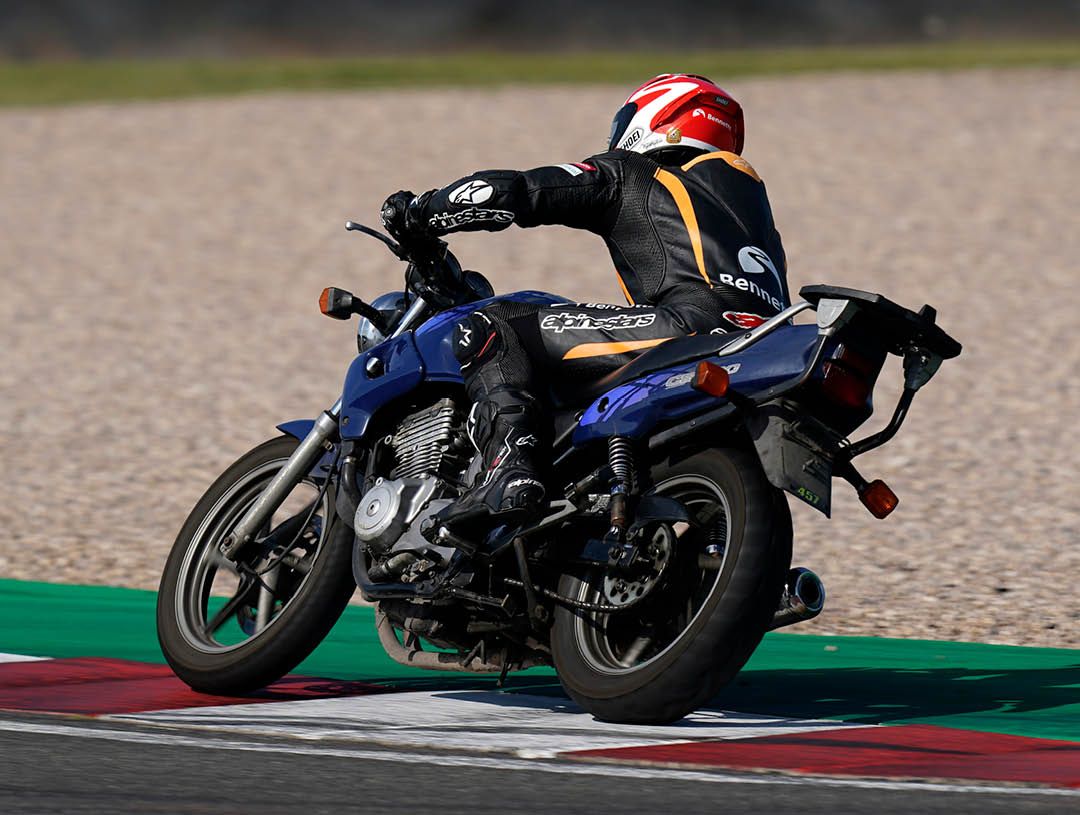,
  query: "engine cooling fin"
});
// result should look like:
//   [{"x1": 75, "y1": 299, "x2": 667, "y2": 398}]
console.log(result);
[{"x1": 390, "y1": 397, "x2": 472, "y2": 481}]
